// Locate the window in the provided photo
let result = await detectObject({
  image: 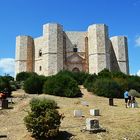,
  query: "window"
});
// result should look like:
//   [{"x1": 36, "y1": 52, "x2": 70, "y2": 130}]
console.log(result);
[
  {"x1": 39, "y1": 66, "x2": 42, "y2": 71},
  {"x1": 39, "y1": 49, "x2": 42, "y2": 57},
  {"x1": 73, "y1": 44, "x2": 78, "y2": 52}
]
